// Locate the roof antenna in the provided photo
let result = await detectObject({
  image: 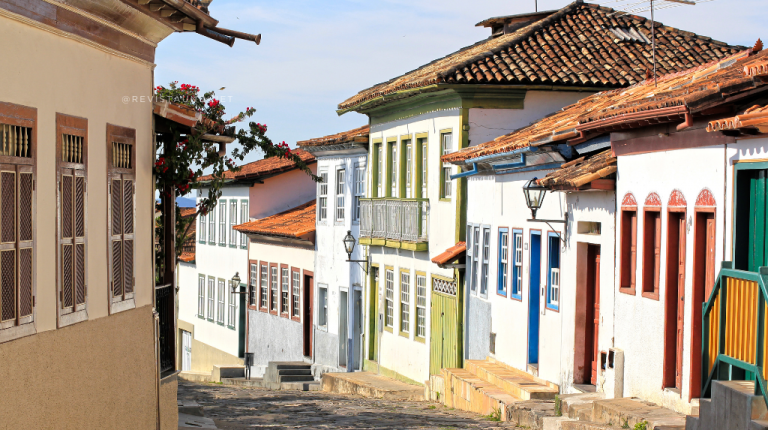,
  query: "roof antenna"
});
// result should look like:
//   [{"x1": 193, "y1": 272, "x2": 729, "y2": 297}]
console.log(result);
[{"x1": 535, "y1": 0, "x2": 537, "y2": 12}]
